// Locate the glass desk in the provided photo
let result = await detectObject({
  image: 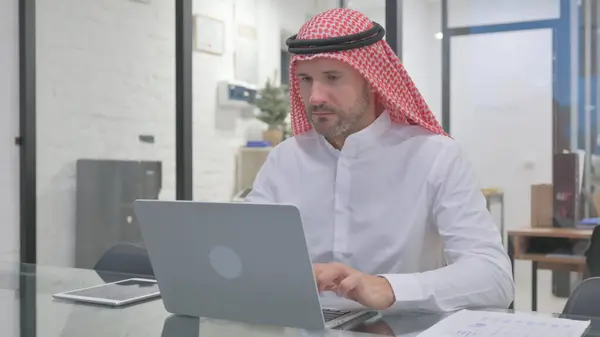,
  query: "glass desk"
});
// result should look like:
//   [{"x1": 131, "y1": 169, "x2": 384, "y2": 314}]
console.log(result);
[{"x1": 1, "y1": 262, "x2": 598, "y2": 337}]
